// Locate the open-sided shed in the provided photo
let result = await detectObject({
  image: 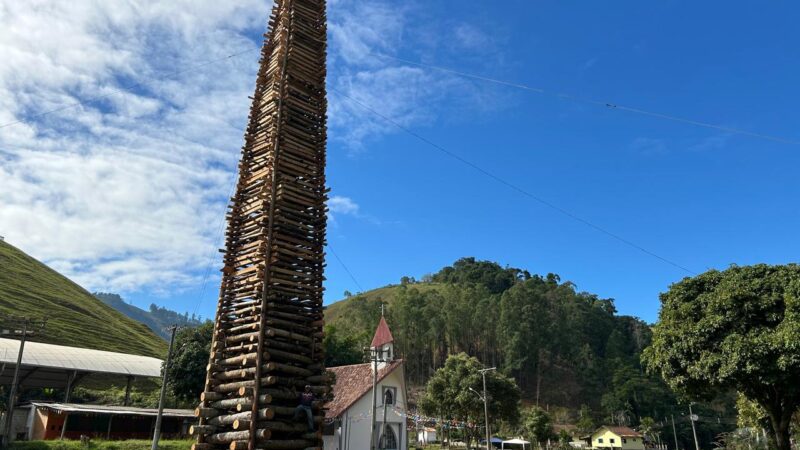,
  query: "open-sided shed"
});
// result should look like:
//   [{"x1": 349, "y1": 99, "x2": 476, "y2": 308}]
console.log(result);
[{"x1": 0, "y1": 338, "x2": 162, "y2": 401}]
